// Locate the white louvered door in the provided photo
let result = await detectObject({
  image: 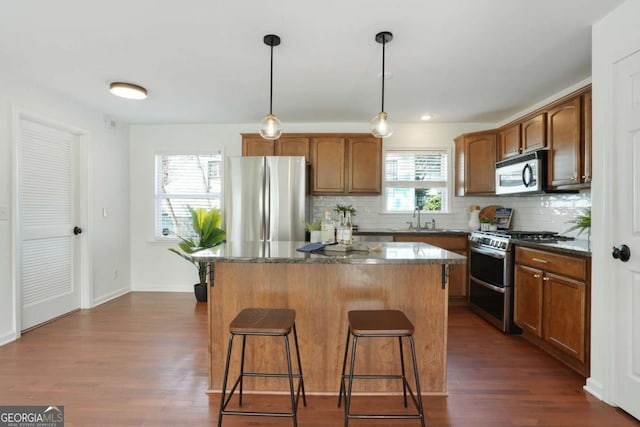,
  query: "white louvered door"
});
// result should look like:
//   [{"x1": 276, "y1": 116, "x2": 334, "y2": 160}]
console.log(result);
[{"x1": 19, "y1": 118, "x2": 81, "y2": 330}]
